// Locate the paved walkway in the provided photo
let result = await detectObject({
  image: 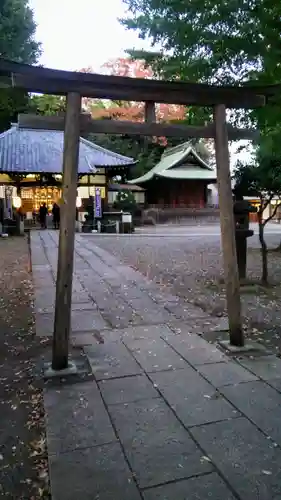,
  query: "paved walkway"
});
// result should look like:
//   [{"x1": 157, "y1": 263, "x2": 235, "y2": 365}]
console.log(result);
[{"x1": 31, "y1": 231, "x2": 281, "y2": 500}]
